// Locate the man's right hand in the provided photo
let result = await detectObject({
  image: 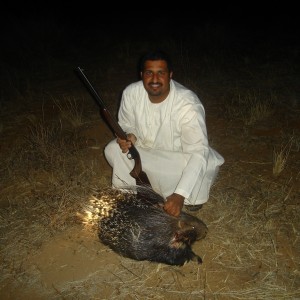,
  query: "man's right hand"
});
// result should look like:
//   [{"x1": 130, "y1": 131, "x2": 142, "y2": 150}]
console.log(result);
[{"x1": 116, "y1": 133, "x2": 137, "y2": 153}]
